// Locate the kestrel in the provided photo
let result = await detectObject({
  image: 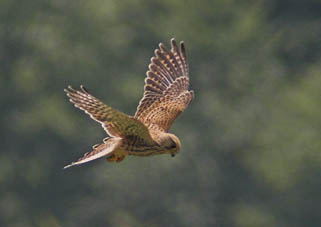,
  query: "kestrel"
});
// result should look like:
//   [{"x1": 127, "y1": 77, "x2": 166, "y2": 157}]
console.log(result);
[{"x1": 63, "y1": 38, "x2": 194, "y2": 169}]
